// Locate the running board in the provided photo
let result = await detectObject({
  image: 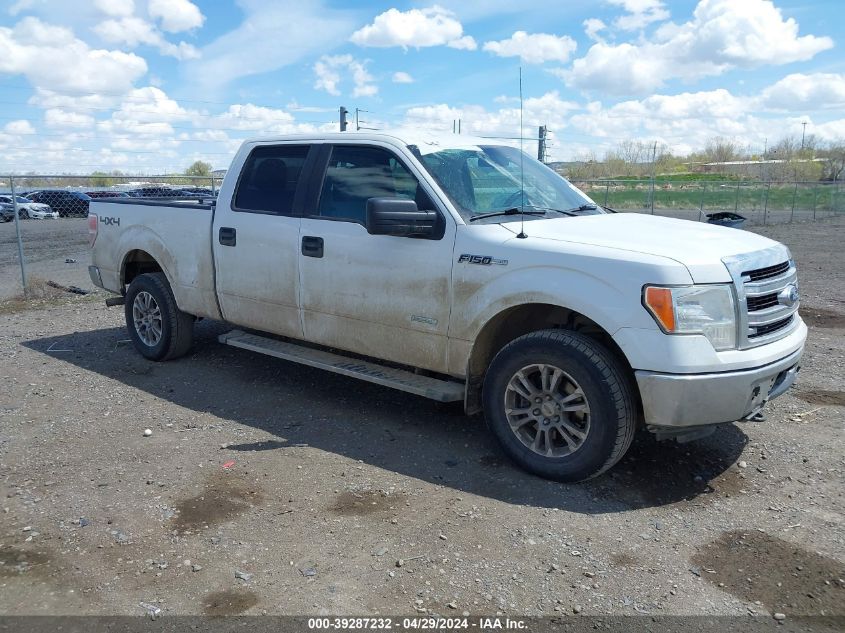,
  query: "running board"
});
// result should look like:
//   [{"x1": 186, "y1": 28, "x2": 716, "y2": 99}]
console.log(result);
[{"x1": 218, "y1": 330, "x2": 464, "y2": 403}]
